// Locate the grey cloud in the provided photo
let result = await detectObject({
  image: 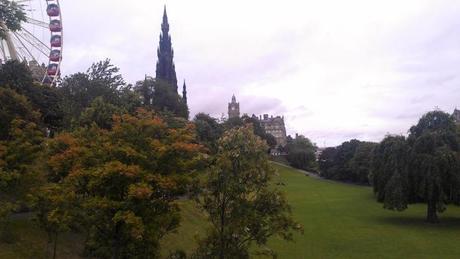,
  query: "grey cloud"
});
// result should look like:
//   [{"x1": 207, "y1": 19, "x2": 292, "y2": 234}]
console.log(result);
[{"x1": 57, "y1": 1, "x2": 460, "y2": 147}]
